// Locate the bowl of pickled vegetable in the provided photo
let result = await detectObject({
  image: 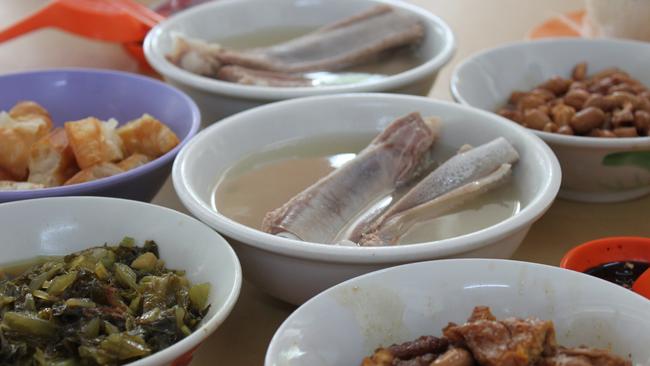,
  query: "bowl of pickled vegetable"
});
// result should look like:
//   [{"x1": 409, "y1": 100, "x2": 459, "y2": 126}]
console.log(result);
[{"x1": 0, "y1": 196, "x2": 242, "y2": 365}]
